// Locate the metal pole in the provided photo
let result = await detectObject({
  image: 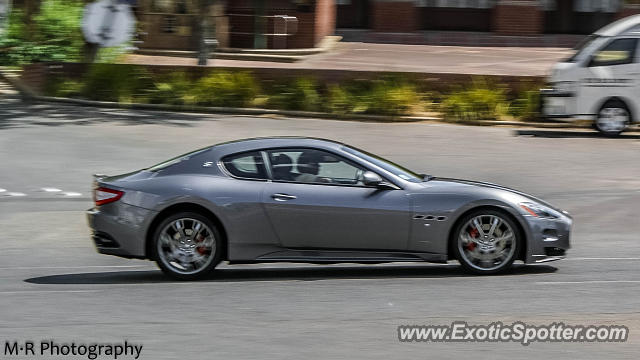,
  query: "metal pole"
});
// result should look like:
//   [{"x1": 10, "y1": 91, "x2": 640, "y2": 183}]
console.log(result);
[{"x1": 197, "y1": 0, "x2": 219, "y2": 66}]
